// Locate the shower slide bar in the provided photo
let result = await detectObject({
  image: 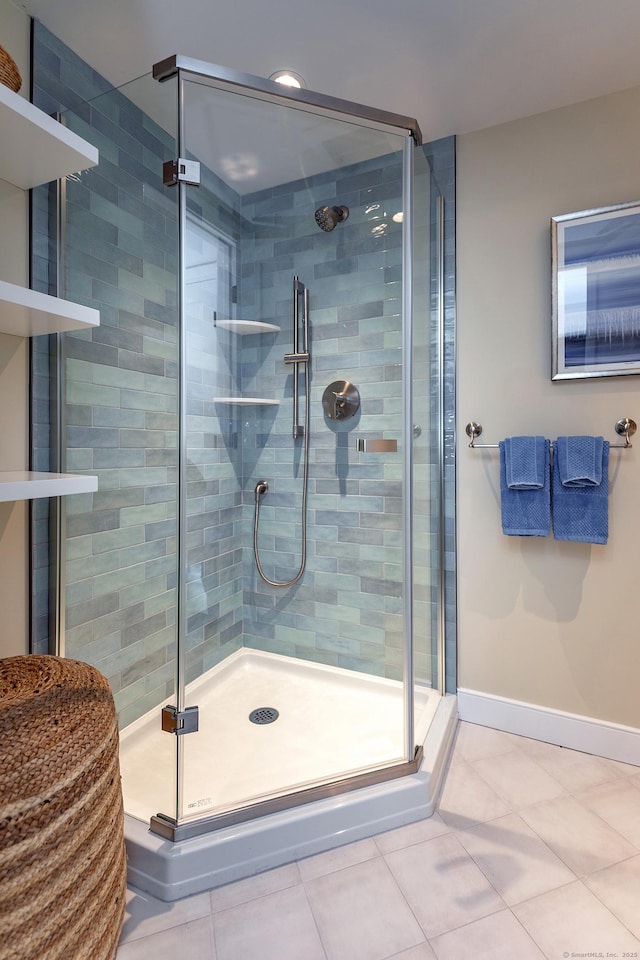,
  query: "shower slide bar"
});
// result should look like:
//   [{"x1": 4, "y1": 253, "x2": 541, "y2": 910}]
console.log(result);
[
  {"x1": 465, "y1": 417, "x2": 636, "y2": 449},
  {"x1": 283, "y1": 276, "x2": 309, "y2": 440}
]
